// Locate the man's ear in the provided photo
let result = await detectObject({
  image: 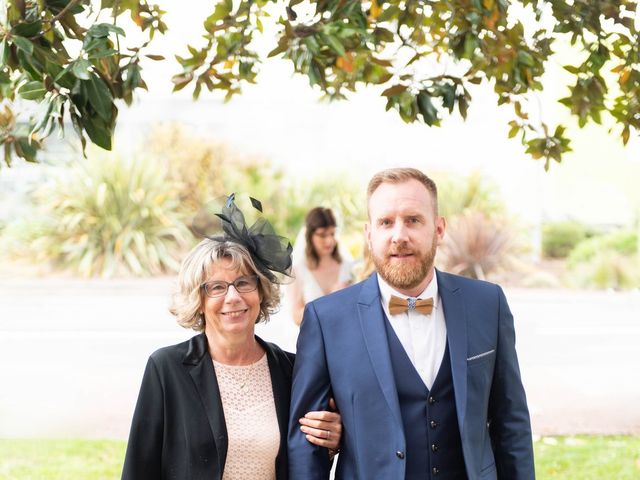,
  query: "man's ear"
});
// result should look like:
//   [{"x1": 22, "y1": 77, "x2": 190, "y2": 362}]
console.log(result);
[{"x1": 436, "y1": 216, "x2": 447, "y2": 246}]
